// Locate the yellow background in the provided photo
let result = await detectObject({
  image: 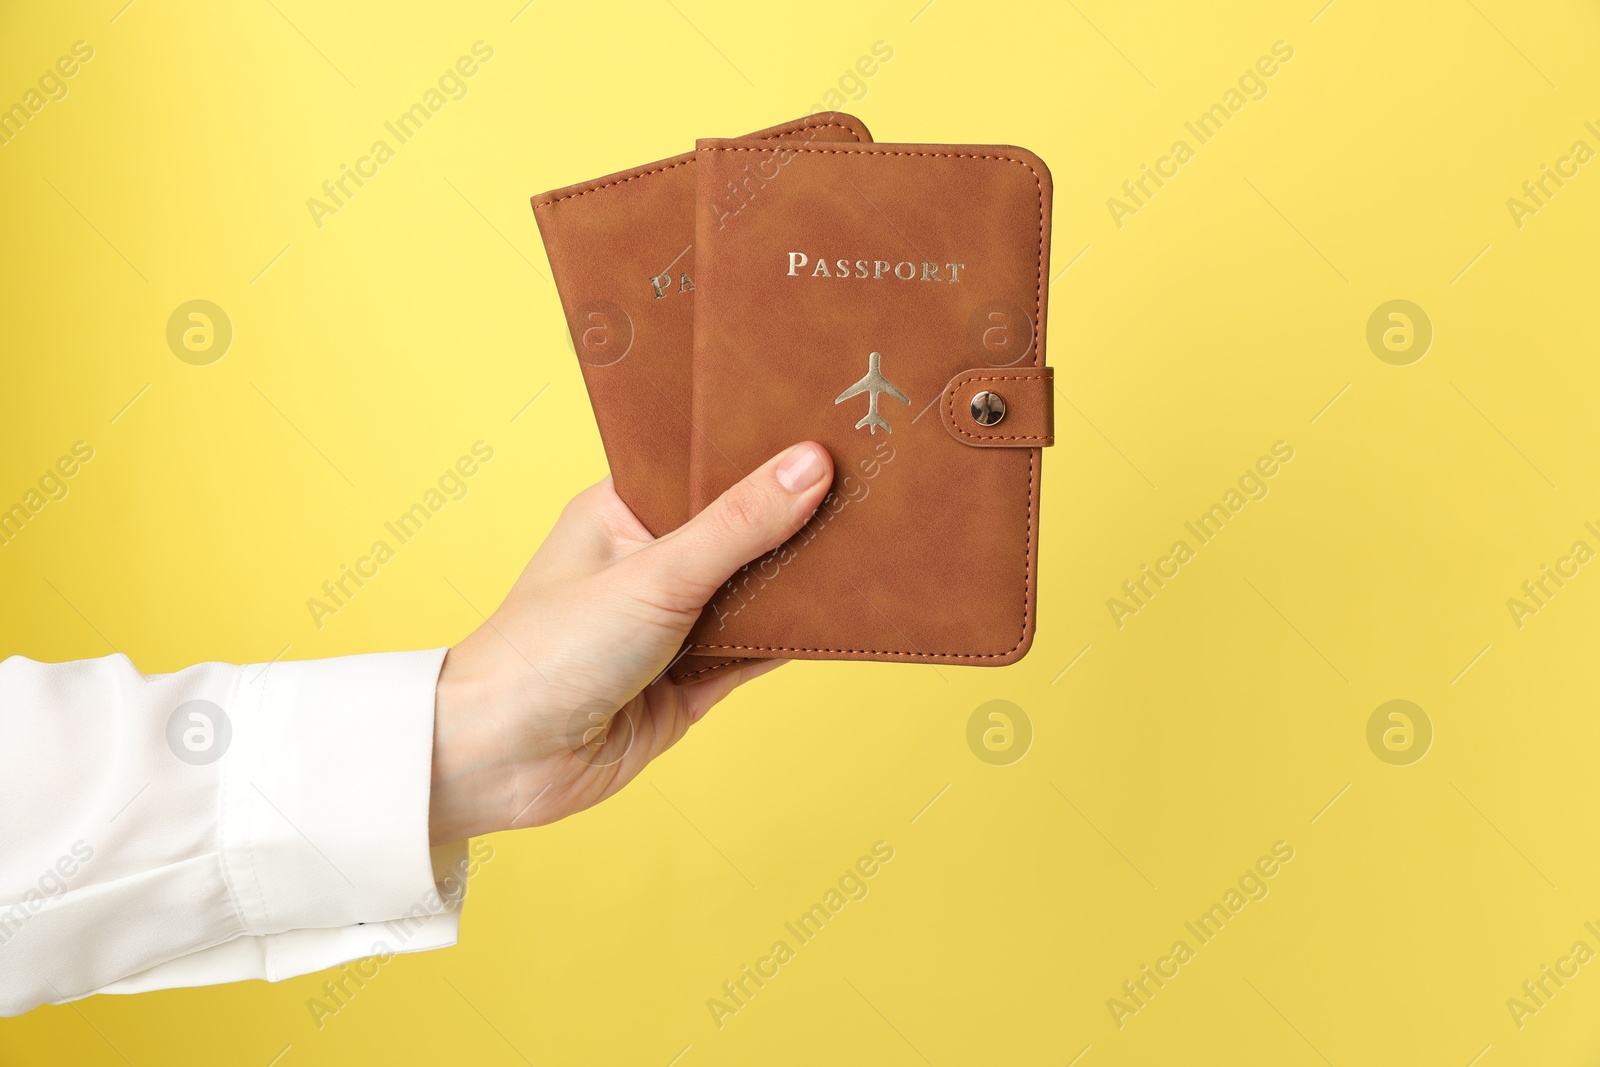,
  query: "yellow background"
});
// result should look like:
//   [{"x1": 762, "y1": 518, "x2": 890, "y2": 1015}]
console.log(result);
[{"x1": 3, "y1": 0, "x2": 1599, "y2": 1063}]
